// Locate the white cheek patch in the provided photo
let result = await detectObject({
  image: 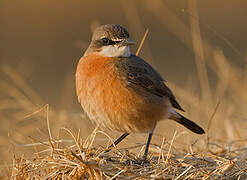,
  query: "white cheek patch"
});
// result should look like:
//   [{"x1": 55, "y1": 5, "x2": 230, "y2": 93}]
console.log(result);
[{"x1": 99, "y1": 45, "x2": 131, "y2": 57}]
